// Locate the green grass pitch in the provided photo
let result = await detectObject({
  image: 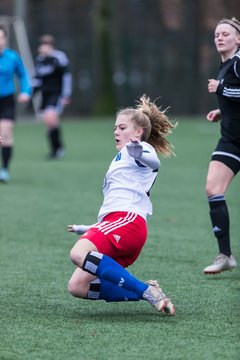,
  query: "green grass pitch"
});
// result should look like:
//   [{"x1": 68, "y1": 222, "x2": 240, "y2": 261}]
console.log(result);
[{"x1": 0, "y1": 117, "x2": 239, "y2": 360}]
